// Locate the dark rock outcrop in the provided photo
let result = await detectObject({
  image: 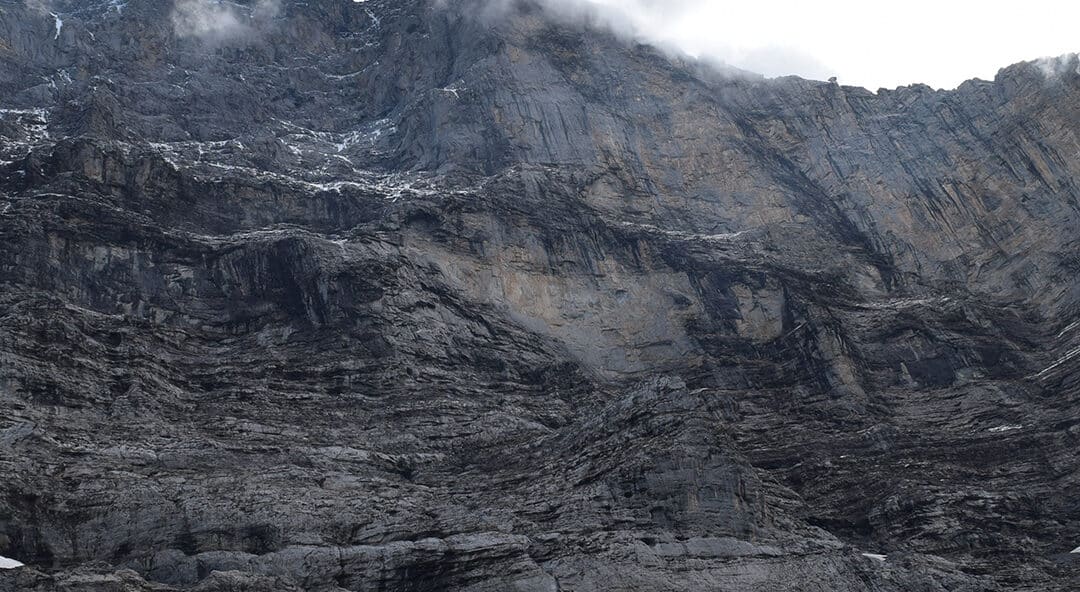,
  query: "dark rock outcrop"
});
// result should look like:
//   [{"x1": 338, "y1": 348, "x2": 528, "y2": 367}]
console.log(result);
[{"x1": 1, "y1": 1, "x2": 1079, "y2": 590}]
